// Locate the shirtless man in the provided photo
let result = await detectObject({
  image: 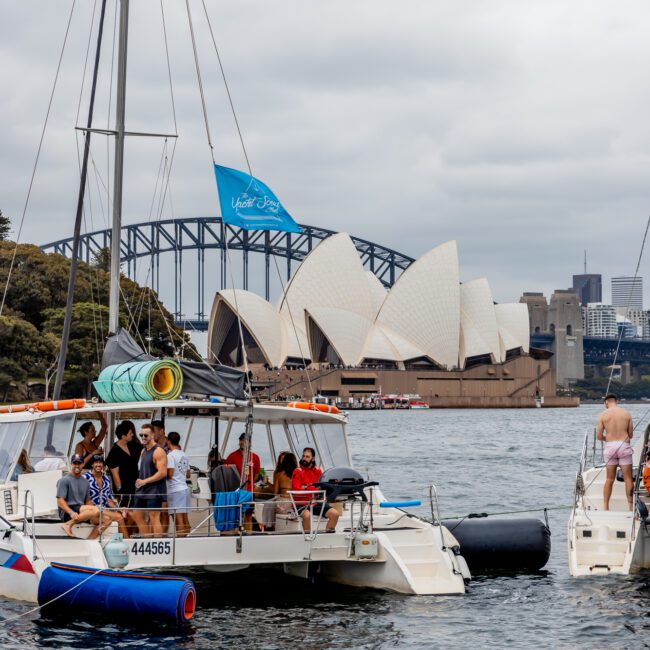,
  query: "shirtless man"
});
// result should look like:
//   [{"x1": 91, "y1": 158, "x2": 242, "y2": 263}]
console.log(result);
[{"x1": 596, "y1": 393, "x2": 634, "y2": 511}]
